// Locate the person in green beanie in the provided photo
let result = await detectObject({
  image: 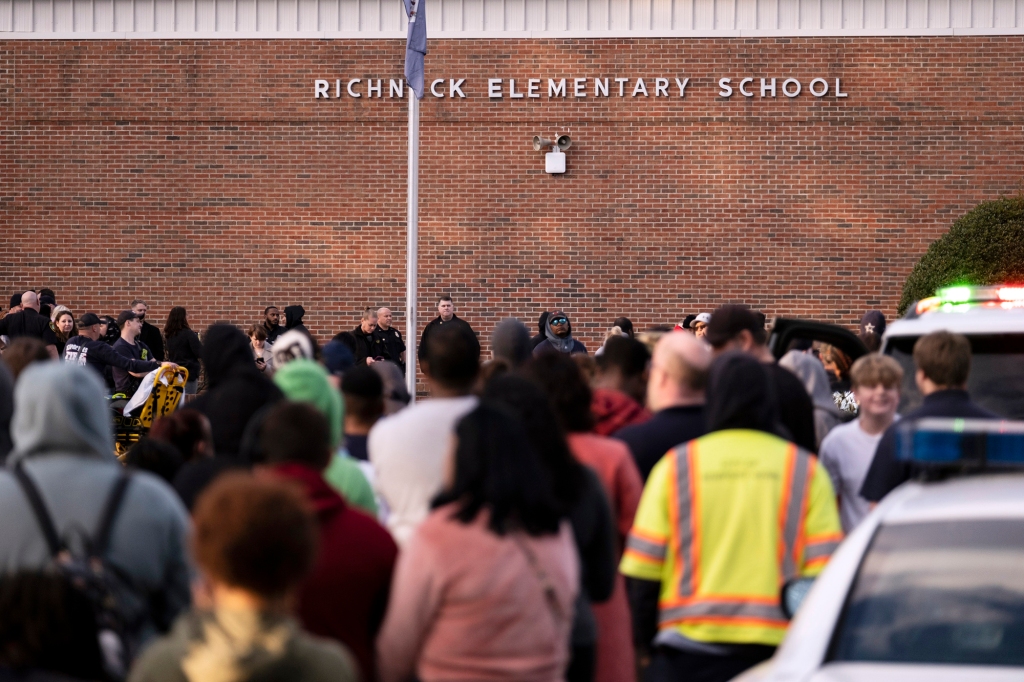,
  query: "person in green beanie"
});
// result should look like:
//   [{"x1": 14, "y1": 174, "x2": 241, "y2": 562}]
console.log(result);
[{"x1": 272, "y1": 359, "x2": 378, "y2": 516}]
